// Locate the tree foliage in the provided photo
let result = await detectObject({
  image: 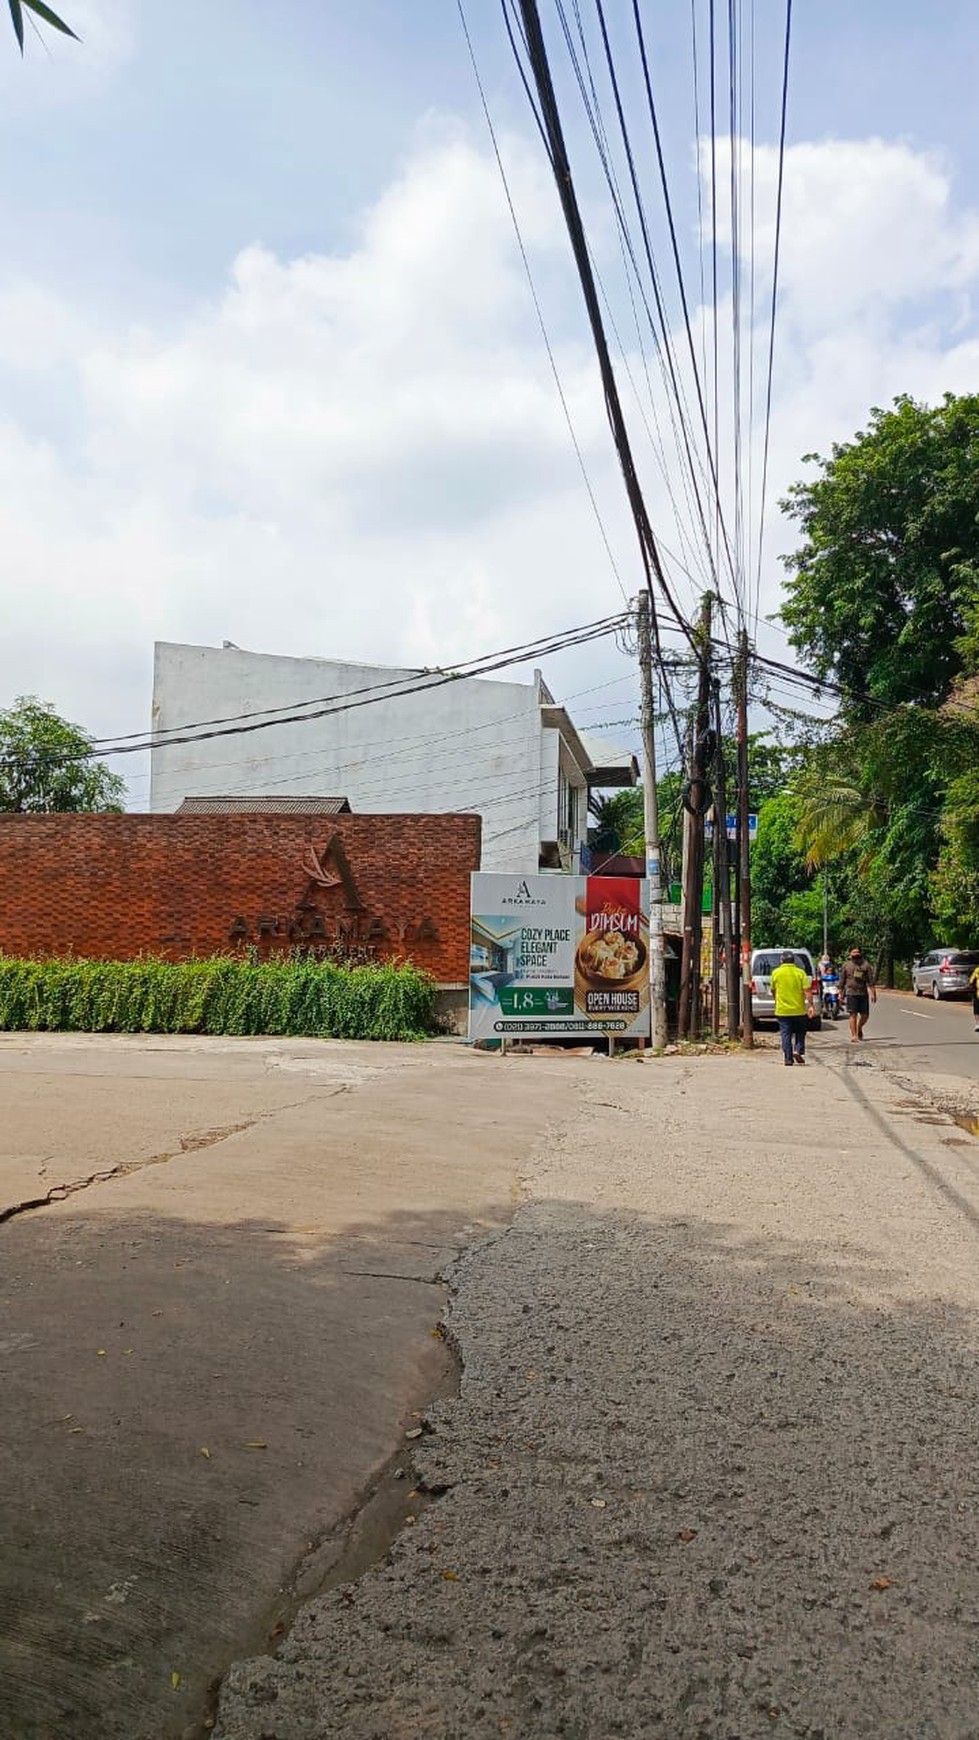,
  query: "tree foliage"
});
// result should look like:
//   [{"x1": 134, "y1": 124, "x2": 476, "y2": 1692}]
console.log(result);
[
  {"x1": 932, "y1": 753, "x2": 979, "y2": 940},
  {"x1": 589, "y1": 733, "x2": 792, "y2": 878},
  {"x1": 6, "y1": 0, "x2": 76, "y2": 51},
  {"x1": 751, "y1": 793, "x2": 816, "y2": 948},
  {"x1": 773, "y1": 392, "x2": 979, "y2": 963},
  {"x1": 793, "y1": 776, "x2": 874, "y2": 871},
  {"x1": 0, "y1": 697, "x2": 125, "y2": 813},
  {"x1": 590, "y1": 786, "x2": 645, "y2": 857},
  {"x1": 780, "y1": 394, "x2": 979, "y2": 717}
]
